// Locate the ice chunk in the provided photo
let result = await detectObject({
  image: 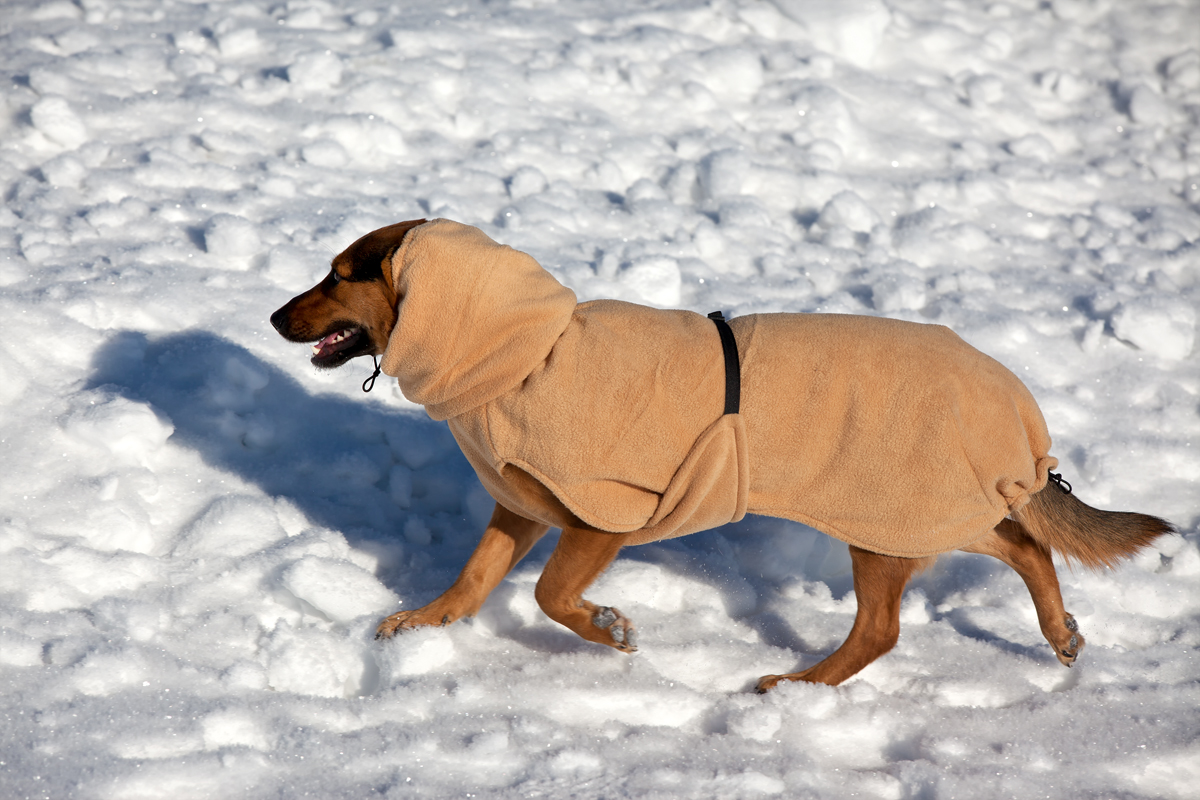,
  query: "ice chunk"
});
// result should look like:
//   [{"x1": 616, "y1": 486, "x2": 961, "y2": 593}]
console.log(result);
[
  {"x1": 172, "y1": 30, "x2": 208, "y2": 53},
  {"x1": 31, "y1": 96, "x2": 88, "y2": 149},
  {"x1": 217, "y1": 28, "x2": 261, "y2": 59},
  {"x1": 1112, "y1": 296, "x2": 1195, "y2": 360},
  {"x1": 1164, "y1": 50, "x2": 1200, "y2": 92},
  {"x1": 41, "y1": 153, "x2": 87, "y2": 187},
  {"x1": 465, "y1": 484, "x2": 495, "y2": 530},
  {"x1": 699, "y1": 47, "x2": 764, "y2": 99},
  {"x1": 699, "y1": 149, "x2": 750, "y2": 200},
  {"x1": 403, "y1": 517, "x2": 431, "y2": 546},
  {"x1": 965, "y1": 74, "x2": 1004, "y2": 106},
  {"x1": 1127, "y1": 84, "x2": 1171, "y2": 126},
  {"x1": 329, "y1": 452, "x2": 384, "y2": 488},
  {"x1": 207, "y1": 357, "x2": 269, "y2": 413},
  {"x1": 384, "y1": 424, "x2": 449, "y2": 469},
  {"x1": 729, "y1": 707, "x2": 782, "y2": 741},
  {"x1": 621, "y1": 256, "x2": 682, "y2": 307},
  {"x1": 0, "y1": 630, "x2": 43, "y2": 667},
  {"x1": 301, "y1": 139, "x2": 349, "y2": 168},
  {"x1": 202, "y1": 709, "x2": 272, "y2": 751},
  {"x1": 388, "y1": 464, "x2": 413, "y2": 508},
  {"x1": 63, "y1": 395, "x2": 173, "y2": 462},
  {"x1": 508, "y1": 166, "x2": 548, "y2": 199},
  {"x1": 31, "y1": 0, "x2": 81, "y2": 21},
  {"x1": 719, "y1": 198, "x2": 771, "y2": 228},
  {"x1": 311, "y1": 115, "x2": 406, "y2": 162},
  {"x1": 772, "y1": 0, "x2": 891, "y2": 68},
  {"x1": 279, "y1": 555, "x2": 398, "y2": 623},
  {"x1": 379, "y1": 627, "x2": 456, "y2": 677},
  {"x1": 288, "y1": 50, "x2": 343, "y2": 90},
  {"x1": 203, "y1": 214, "x2": 261, "y2": 266},
  {"x1": 265, "y1": 624, "x2": 367, "y2": 697},
  {"x1": 819, "y1": 191, "x2": 880, "y2": 233},
  {"x1": 173, "y1": 495, "x2": 288, "y2": 559},
  {"x1": 872, "y1": 273, "x2": 927, "y2": 313},
  {"x1": 1008, "y1": 134, "x2": 1056, "y2": 162}
]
